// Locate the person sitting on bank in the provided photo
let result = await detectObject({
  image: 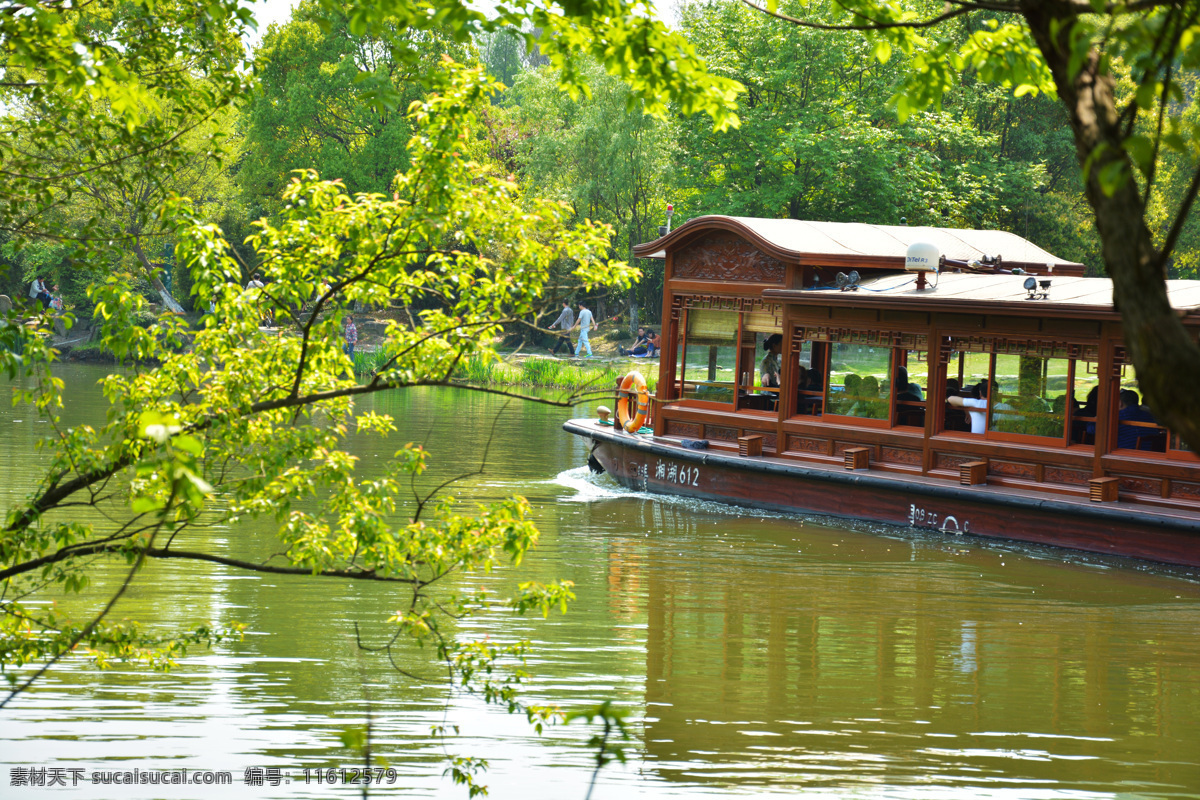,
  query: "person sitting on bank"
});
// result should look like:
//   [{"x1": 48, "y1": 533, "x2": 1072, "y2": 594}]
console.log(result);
[
  {"x1": 948, "y1": 380, "x2": 989, "y2": 434},
  {"x1": 626, "y1": 329, "x2": 659, "y2": 357},
  {"x1": 620, "y1": 327, "x2": 648, "y2": 356},
  {"x1": 760, "y1": 333, "x2": 783, "y2": 388},
  {"x1": 28, "y1": 275, "x2": 52, "y2": 310}
]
